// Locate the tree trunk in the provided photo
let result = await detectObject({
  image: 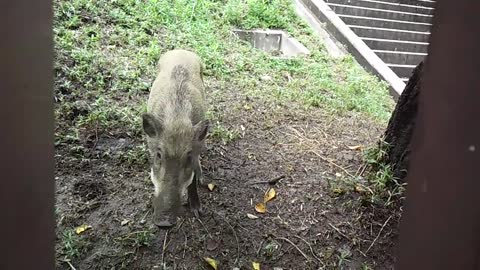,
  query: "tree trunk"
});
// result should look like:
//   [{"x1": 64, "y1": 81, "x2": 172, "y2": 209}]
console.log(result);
[{"x1": 381, "y1": 61, "x2": 423, "y2": 183}]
